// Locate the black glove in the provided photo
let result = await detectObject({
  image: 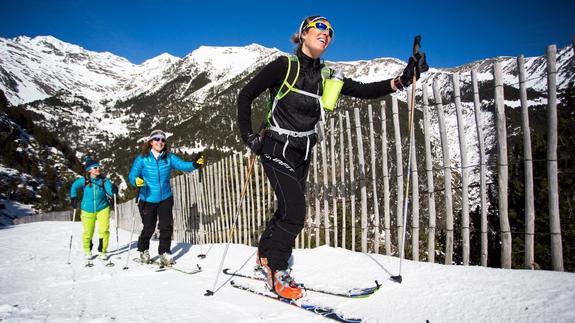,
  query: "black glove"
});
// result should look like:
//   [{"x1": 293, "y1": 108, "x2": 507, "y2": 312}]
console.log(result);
[
  {"x1": 395, "y1": 52, "x2": 429, "y2": 90},
  {"x1": 111, "y1": 184, "x2": 119, "y2": 195},
  {"x1": 242, "y1": 132, "x2": 264, "y2": 155},
  {"x1": 71, "y1": 197, "x2": 78, "y2": 209},
  {"x1": 192, "y1": 153, "x2": 205, "y2": 169}
]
